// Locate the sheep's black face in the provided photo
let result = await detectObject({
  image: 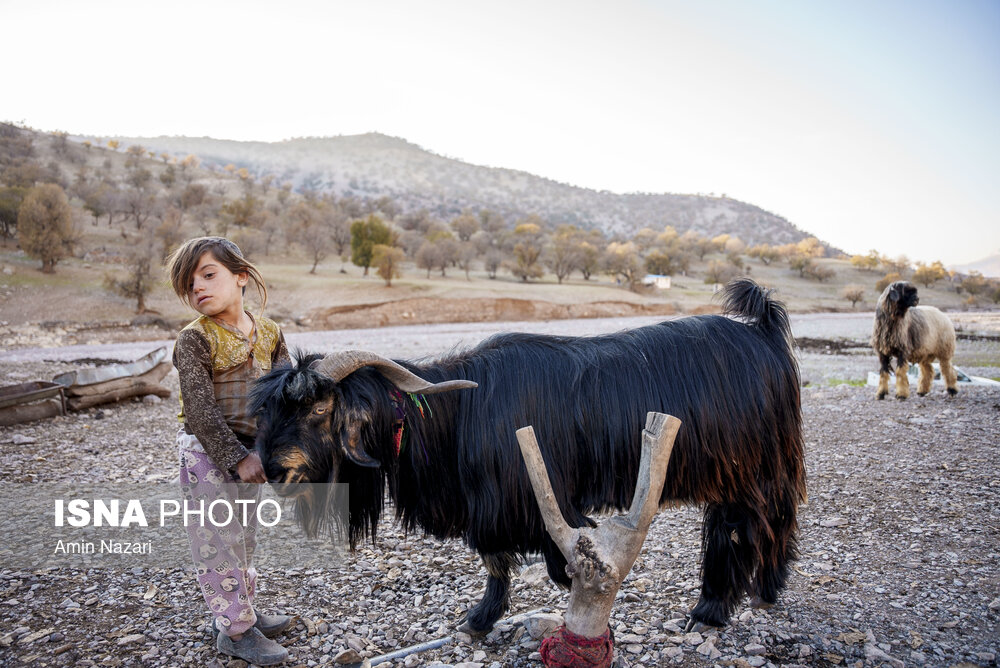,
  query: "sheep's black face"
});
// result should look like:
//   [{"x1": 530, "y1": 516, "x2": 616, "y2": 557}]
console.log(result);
[{"x1": 887, "y1": 281, "x2": 919, "y2": 314}]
